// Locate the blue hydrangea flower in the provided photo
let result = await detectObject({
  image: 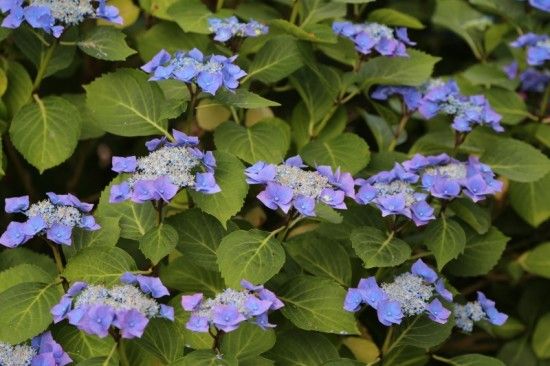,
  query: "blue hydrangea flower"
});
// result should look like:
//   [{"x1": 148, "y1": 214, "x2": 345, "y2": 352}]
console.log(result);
[
  {"x1": 371, "y1": 85, "x2": 423, "y2": 112},
  {"x1": 332, "y1": 21, "x2": 415, "y2": 57},
  {"x1": 0, "y1": 193, "x2": 100, "y2": 248},
  {"x1": 208, "y1": 16, "x2": 268, "y2": 42},
  {"x1": 181, "y1": 279, "x2": 283, "y2": 333},
  {"x1": 51, "y1": 274, "x2": 173, "y2": 339},
  {"x1": 503, "y1": 61, "x2": 550, "y2": 93},
  {"x1": 0, "y1": 0, "x2": 122, "y2": 37},
  {"x1": 109, "y1": 129, "x2": 220, "y2": 205},
  {"x1": 0, "y1": 331, "x2": 72, "y2": 366},
  {"x1": 530, "y1": 0, "x2": 550, "y2": 11},
  {"x1": 245, "y1": 156, "x2": 354, "y2": 217},
  {"x1": 402, "y1": 153, "x2": 503, "y2": 202},
  {"x1": 454, "y1": 291, "x2": 508, "y2": 332},
  {"x1": 355, "y1": 163, "x2": 435, "y2": 226},
  {"x1": 344, "y1": 259, "x2": 453, "y2": 326},
  {"x1": 511, "y1": 33, "x2": 550, "y2": 66},
  {"x1": 141, "y1": 48, "x2": 246, "y2": 95}
]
